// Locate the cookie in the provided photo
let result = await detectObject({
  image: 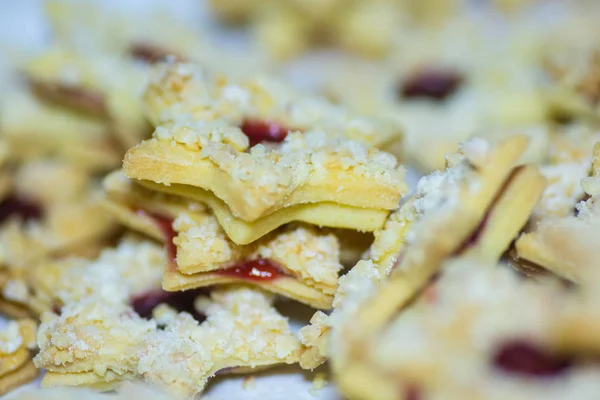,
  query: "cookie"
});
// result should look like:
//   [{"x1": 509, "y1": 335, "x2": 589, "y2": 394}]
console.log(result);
[
  {"x1": 35, "y1": 287, "x2": 301, "y2": 397},
  {"x1": 102, "y1": 178, "x2": 344, "y2": 309},
  {"x1": 0, "y1": 319, "x2": 38, "y2": 395},
  {"x1": 0, "y1": 89, "x2": 120, "y2": 172},
  {"x1": 104, "y1": 170, "x2": 390, "y2": 245},
  {"x1": 336, "y1": 258, "x2": 600, "y2": 400},
  {"x1": 24, "y1": 47, "x2": 150, "y2": 150},
  {"x1": 299, "y1": 136, "x2": 537, "y2": 369},
  {"x1": 514, "y1": 142, "x2": 599, "y2": 282},
  {"x1": 125, "y1": 64, "x2": 406, "y2": 224}
]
